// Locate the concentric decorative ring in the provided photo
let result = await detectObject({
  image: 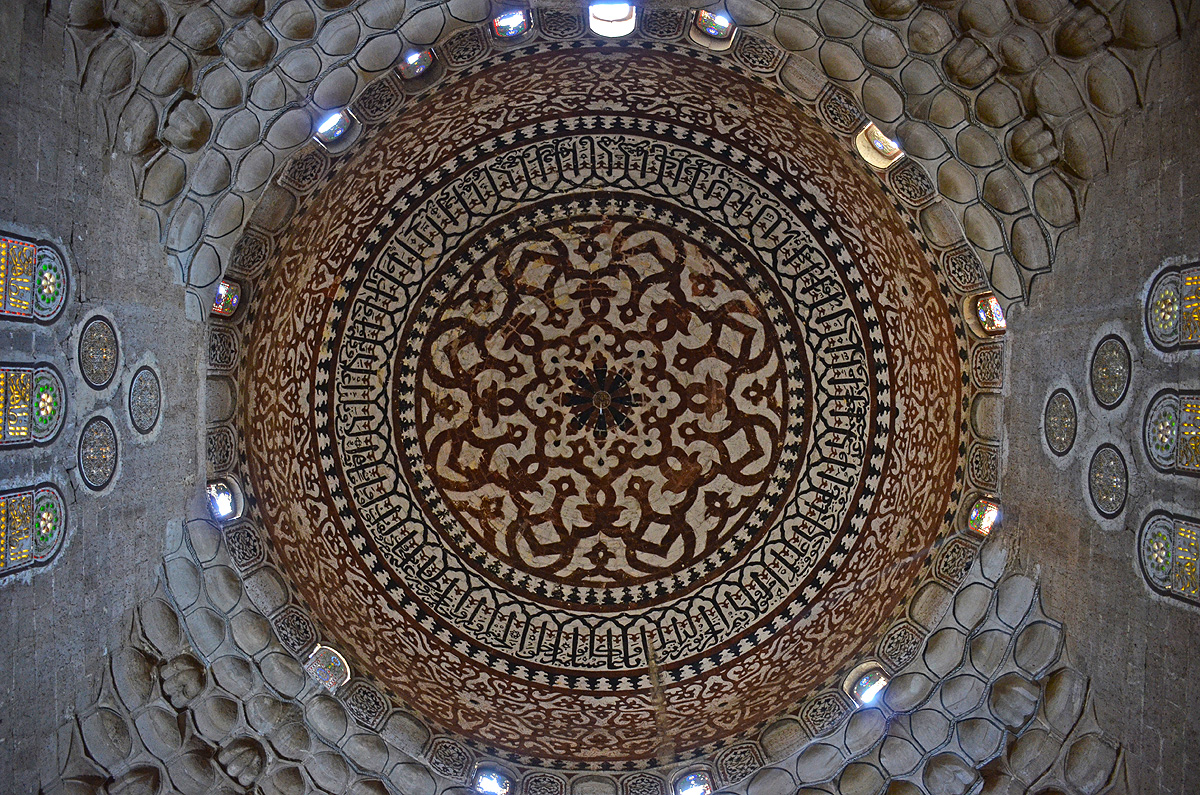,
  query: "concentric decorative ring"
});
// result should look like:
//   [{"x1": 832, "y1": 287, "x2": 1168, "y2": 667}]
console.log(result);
[
  {"x1": 78, "y1": 416, "x2": 117, "y2": 490},
  {"x1": 1044, "y1": 389, "x2": 1076, "y2": 456},
  {"x1": 79, "y1": 317, "x2": 118, "y2": 389},
  {"x1": 1088, "y1": 444, "x2": 1127, "y2": 518},
  {"x1": 1090, "y1": 336, "x2": 1130, "y2": 409},
  {"x1": 129, "y1": 367, "x2": 161, "y2": 434},
  {"x1": 241, "y1": 48, "x2": 967, "y2": 764}
]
